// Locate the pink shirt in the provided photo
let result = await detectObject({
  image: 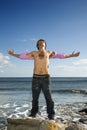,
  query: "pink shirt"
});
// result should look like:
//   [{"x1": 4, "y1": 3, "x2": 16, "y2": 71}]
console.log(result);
[{"x1": 19, "y1": 52, "x2": 65, "y2": 60}]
